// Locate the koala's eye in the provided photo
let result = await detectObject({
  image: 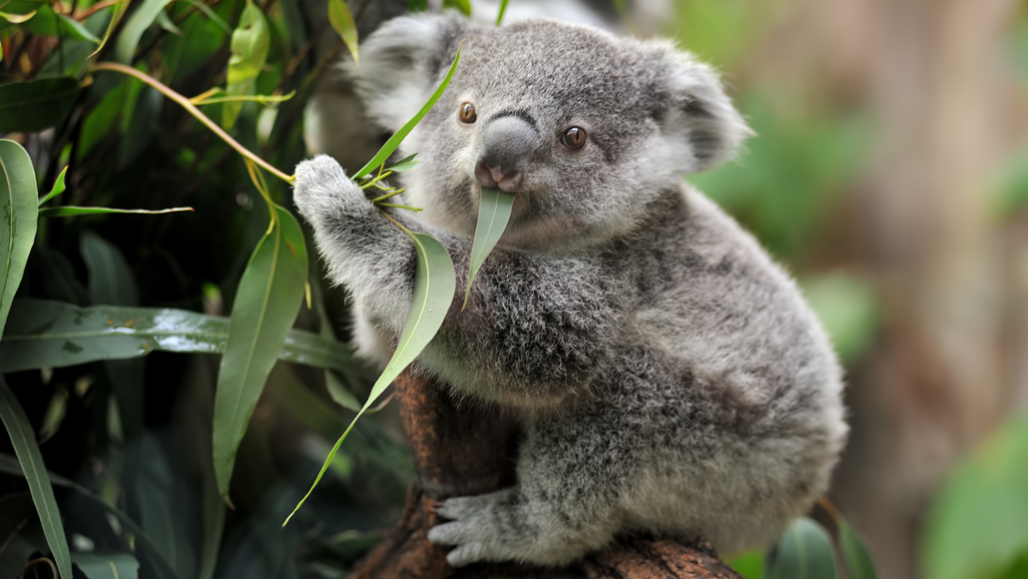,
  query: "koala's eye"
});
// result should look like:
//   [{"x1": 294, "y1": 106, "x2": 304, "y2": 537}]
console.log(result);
[
  {"x1": 561, "y1": 126, "x2": 587, "y2": 150},
  {"x1": 458, "y1": 102, "x2": 477, "y2": 124}
]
